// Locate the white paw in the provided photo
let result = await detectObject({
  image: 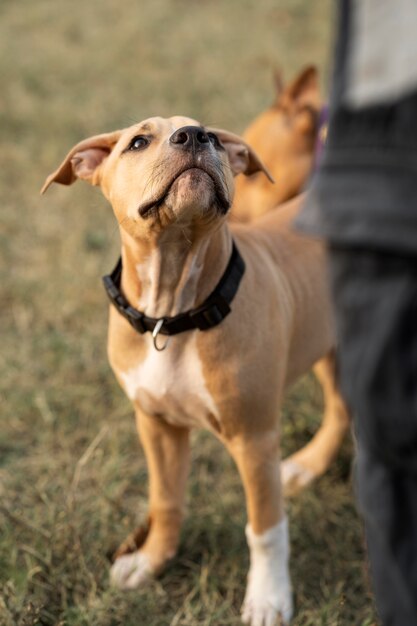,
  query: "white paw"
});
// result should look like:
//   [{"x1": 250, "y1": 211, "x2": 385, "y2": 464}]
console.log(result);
[
  {"x1": 281, "y1": 459, "x2": 314, "y2": 495},
  {"x1": 110, "y1": 551, "x2": 153, "y2": 589},
  {"x1": 242, "y1": 518, "x2": 293, "y2": 626}
]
